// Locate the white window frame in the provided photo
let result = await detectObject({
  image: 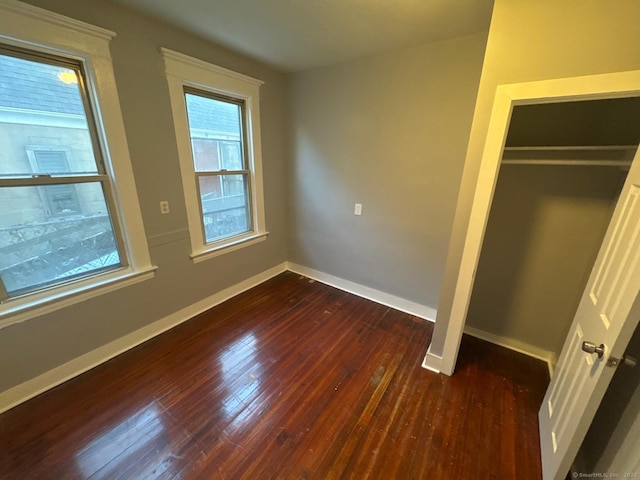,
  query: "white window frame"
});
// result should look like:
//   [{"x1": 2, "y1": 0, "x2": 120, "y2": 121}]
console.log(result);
[
  {"x1": 161, "y1": 48, "x2": 268, "y2": 262},
  {"x1": 0, "y1": 1, "x2": 155, "y2": 327}
]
